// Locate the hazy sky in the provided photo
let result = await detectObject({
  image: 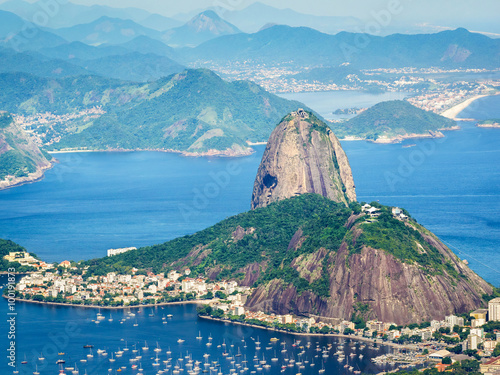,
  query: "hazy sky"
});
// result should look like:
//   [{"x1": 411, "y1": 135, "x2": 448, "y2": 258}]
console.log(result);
[
  {"x1": 7, "y1": 0, "x2": 500, "y2": 34},
  {"x1": 25, "y1": 0, "x2": 498, "y2": 20}
]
